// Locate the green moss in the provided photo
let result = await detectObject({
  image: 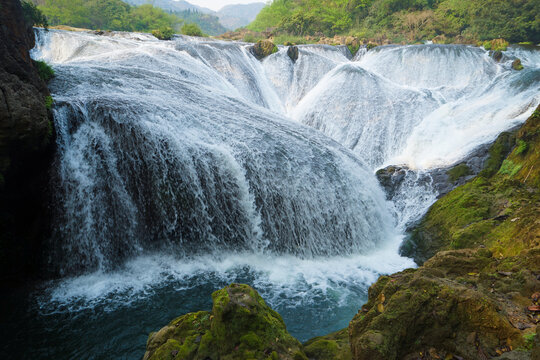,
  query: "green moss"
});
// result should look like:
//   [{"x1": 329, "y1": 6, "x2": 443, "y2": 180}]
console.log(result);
[
  {"x1": 447, "y1": 163, "x2": 471, "y2": 182},
  {"x1": 35, "y1": 60, "x2": 55, "y2": 82},
  {"x1": 45, "y1": 95, "x2": 53, "y2": 110},
  {"x1": 515, "y1": 139, "x2": 529, "y2": 155},
  {"x1": 498, "y1": 159, "x2": 523, "y2": 177},
  {"x1": 251, "y1": 40, "x2": 278, "y2": 60},
  {"x1": 512, "y1": 58, "x2": 524, "y2": 70},
  {"x1": 240, "y1": 332, "x2": 262, "y2": 349},
  {"x1": 479, "y1": 131, "x2": 516, "y2": 178}
]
